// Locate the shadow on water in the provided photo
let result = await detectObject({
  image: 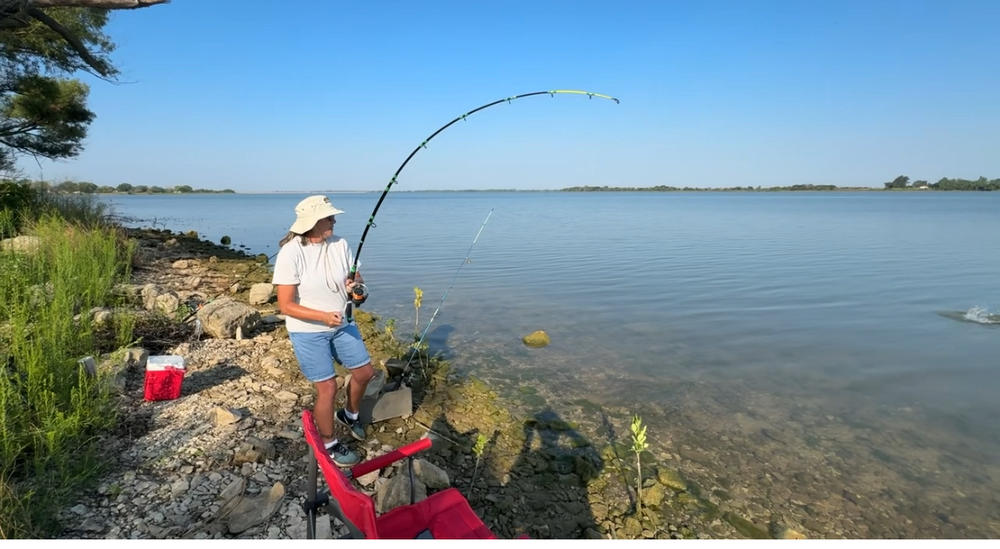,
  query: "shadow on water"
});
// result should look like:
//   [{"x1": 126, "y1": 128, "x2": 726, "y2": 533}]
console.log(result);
[
  {"x1": 427, "y1": 407, "x2": 604, "y2": 538},
  {"x1": 426, "y1": 323, "x2": 457, "y2": 359}
]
